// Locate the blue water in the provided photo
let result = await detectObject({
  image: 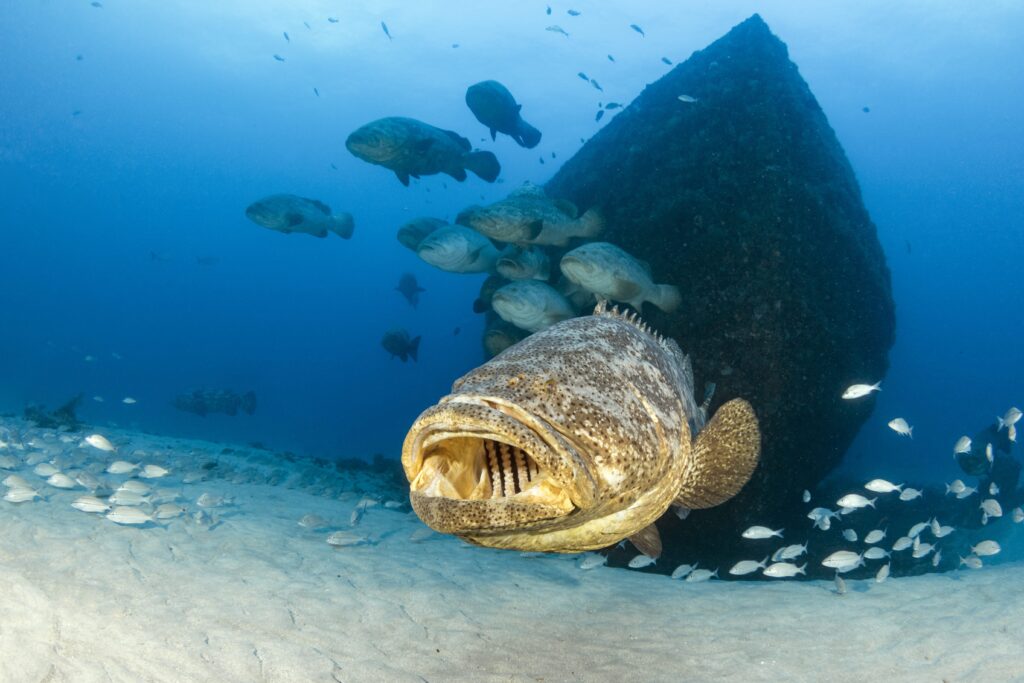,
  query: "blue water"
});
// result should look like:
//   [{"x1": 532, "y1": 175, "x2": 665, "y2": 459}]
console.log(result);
[{"x1": 1, "y1": 1, "x2": 1021, "y2": 480}]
